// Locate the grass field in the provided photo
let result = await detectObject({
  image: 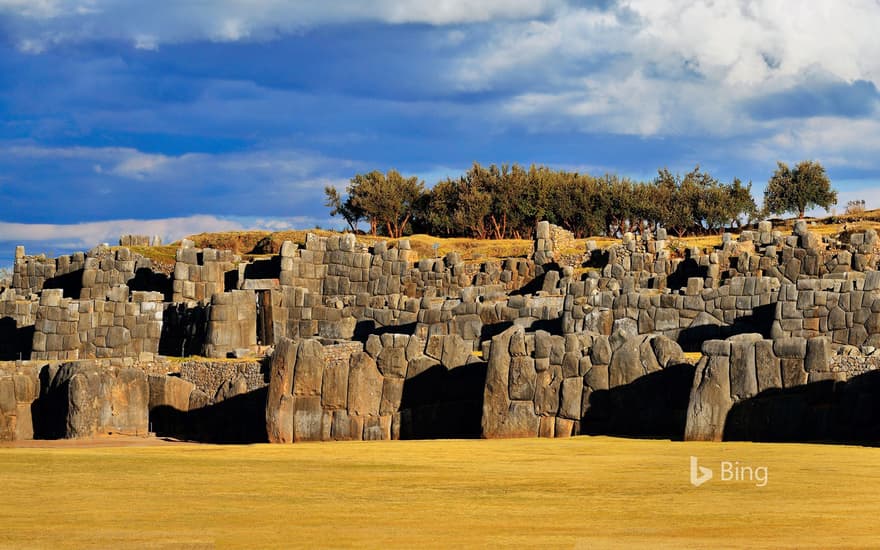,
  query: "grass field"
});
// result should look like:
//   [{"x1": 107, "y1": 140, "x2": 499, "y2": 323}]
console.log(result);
[{"x1": 1, "y1": 436, "x2": 878, "y2": 549}]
